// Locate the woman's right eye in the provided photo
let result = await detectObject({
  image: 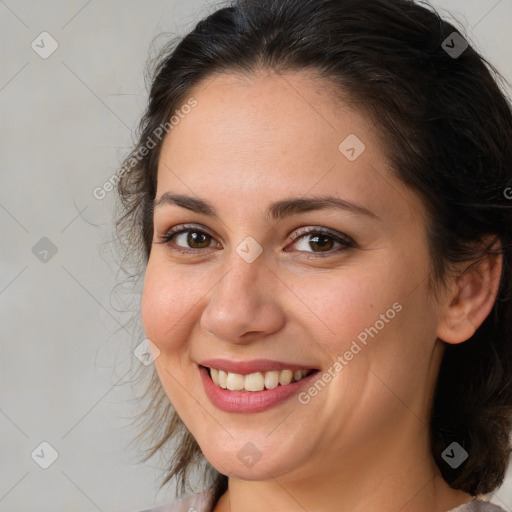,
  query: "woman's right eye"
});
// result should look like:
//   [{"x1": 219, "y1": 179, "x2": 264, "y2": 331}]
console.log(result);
[{"x1": 156, "y1": 225, "x2": 220, "y2": 254}]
